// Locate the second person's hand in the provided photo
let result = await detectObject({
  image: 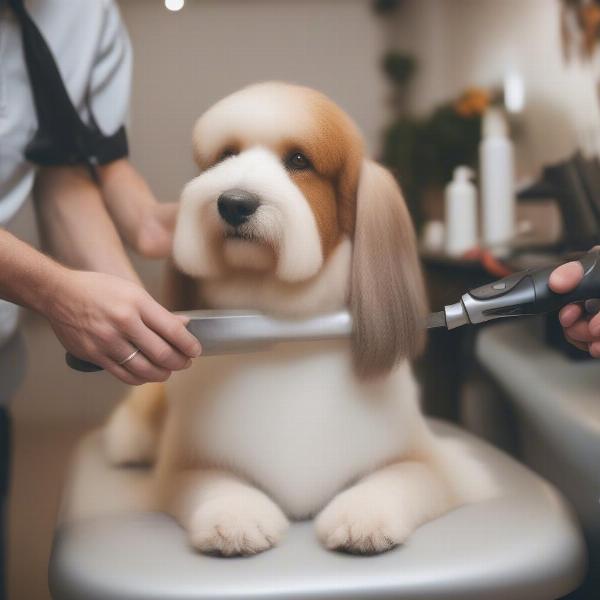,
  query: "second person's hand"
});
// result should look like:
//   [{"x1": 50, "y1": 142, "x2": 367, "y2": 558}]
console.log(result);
[
  {"x1": 44, "y1": 269, "x2": 202, "y2": 384},
  {"x1": 549, "y1": 256, "x2": 600, "y2": 358}
]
